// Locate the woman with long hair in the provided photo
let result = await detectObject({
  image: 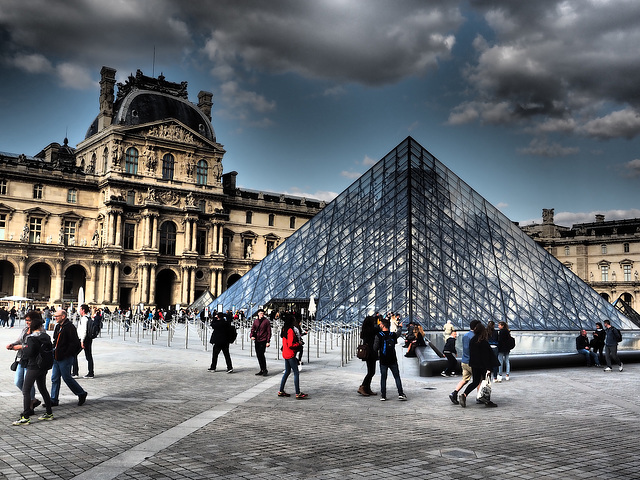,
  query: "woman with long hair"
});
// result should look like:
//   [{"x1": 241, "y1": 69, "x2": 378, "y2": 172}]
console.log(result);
[
  {"x1": 358, "y1": 315, "x2": 379, "y2": 396},
  {"x1": 458, "y1": 322, "x2": 499, "y2": 408},
  {"x1": 277, "y1": 315, "x2": 308, "y2": 399},
  {"x1": 496, "y1": 321, "x2": 513, "y2": 381}
]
